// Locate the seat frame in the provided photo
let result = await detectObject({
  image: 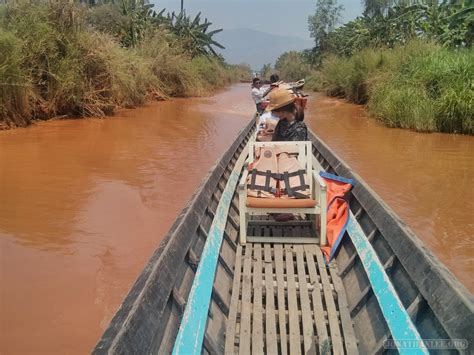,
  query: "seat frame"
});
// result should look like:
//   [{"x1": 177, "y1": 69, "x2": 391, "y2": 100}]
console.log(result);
[{"x1": 238, "y1": 141, "x2": 327, "y2": 245}]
